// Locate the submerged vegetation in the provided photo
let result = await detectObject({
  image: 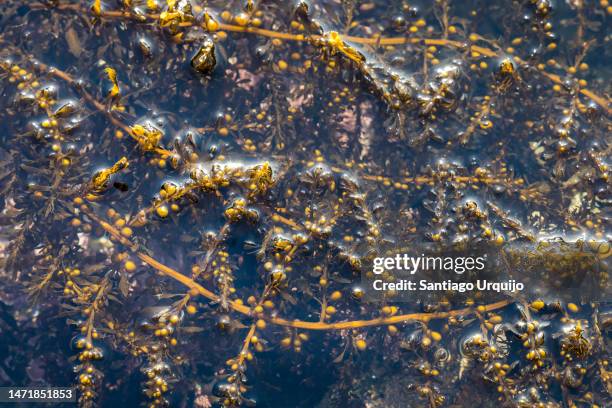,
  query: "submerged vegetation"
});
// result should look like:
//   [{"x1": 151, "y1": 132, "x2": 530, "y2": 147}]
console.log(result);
[{"x1": 0, "y1": 0, "x2": 610, "y2": 407}]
